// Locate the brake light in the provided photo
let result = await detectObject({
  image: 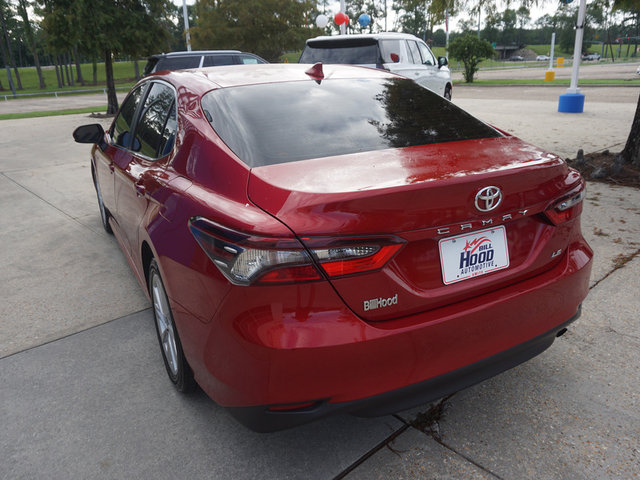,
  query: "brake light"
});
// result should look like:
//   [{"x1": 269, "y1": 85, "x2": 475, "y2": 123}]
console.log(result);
[
  {"x1": 189, "y1": 217, "x2": 405, "y2": 286},
  {"x1": 308, "y1": 241, "x2": 404, "y2": 277},
  {"x1": 544, "y1": 183, "x2": 585, "y2": 225}
]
